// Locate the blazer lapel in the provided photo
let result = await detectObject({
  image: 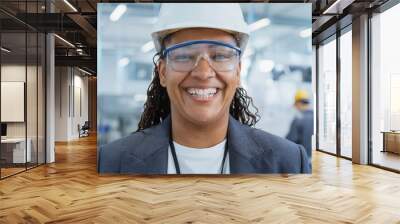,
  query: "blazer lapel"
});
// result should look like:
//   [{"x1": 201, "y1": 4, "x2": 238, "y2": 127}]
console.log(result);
[
  {"x1": 120, "y1": 116, "x2": 171, "y2": 174},
  {"x1": 227, "y1": 116, "x2": 269, "y2": 174}
]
